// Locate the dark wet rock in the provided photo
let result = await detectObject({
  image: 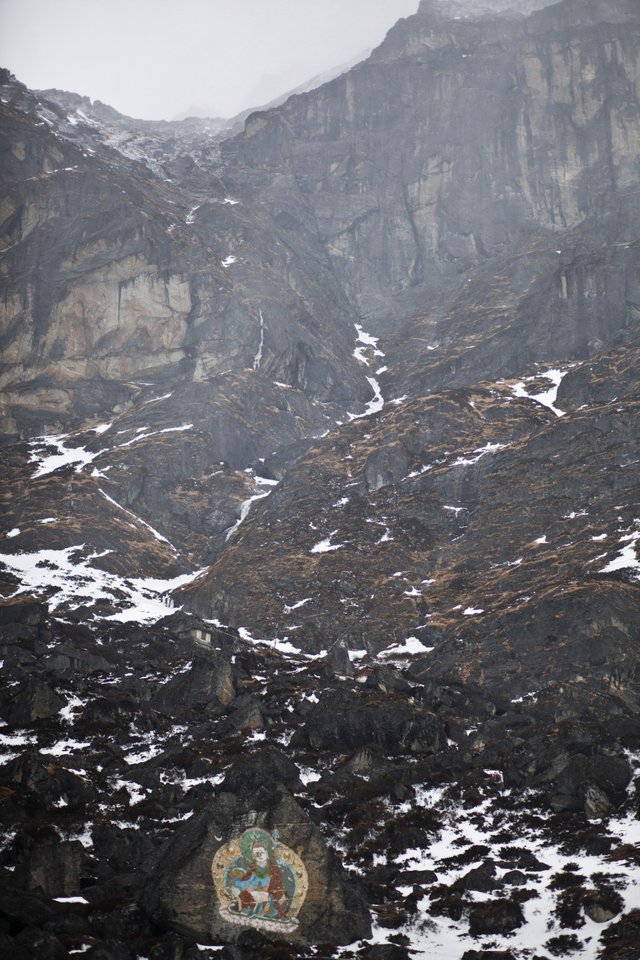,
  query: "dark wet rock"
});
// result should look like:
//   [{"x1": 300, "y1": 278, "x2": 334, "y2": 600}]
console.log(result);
[
  {"x1": 365, "y1": 666, "x2": 414, "y2": 695},
  {"x1": 429, "y1": 889, "x2": 463, "y2": 922},
  {"x1": 599, "y1": 908, "x2": 640, "y2": 959},
  {"x1": 91, "y1": 827, "x2": 158, "y2": 880},
  {"x1": 42, "y1": 642, "x2": 113, "y2": 677},
  {"x1": 0, "y1": 881, "x2": 62, "y2": 931},
  {"x1": 8, "y1": 927, "x2": 70, "y2": 960},
  {"x1": 151, "y1": 656, "x2": 235, "y2": 718},
  {"x1": 582, "y1": 886, "x2": 624, "y2": 924},
  {"x1": 217, "y1": 695, "x2": 264, "y2": 736},
  {"x1": 336, "y1": 746, "x2": 394, "y2": 780},
  {"x1": 462, "y1": 951, "x2": 517, "y2": 960},
  {"x1": 142, "y1": 785, "x2": 371, "y2": 946},
  {"x1": 221, "y1": 748, "x2": 302, "y2": 794},
  {"x1": 0, "y1": 599, "x2": 48, "y2": 630},
  {"x1": 497, "y1": 847, "x2": 551, "y2": 872},
  {"x1": 583, "y1": 783, "x2": 615, "y2": 820},
  {"x1": 80, "y1": 692, "x2": 157, "y2": 730},
  {"x1": 298, "y1": 691, "x2": 445, "y2": 755},
  {"x1": 0, "y1": 752, "x2": 97, "y2": 809},
  {"x1": 84, "y1": 940, "x2": 135, "y2": 960},
  {"x1": 325, "y1": 642, "x2": 354, "y2": 677},
  {"x1": 468, "y1": 899, "x2": 524, "y2": 936},
  {"x1": 502, "y1": 869, "x2": 527, "y2": 886},
  {"x1": 454, "y1": 859, "x2": 500, "y2": 893},
  {"x1": 363, "y1": 944, "x2": 412, "y2": 960},
  {"x1": 2, "y1": 677, "x2": 65, "y2": 726},
  {"x1": 147, "y1": 934, "x2": 187, "y2": 960},
  {"x1": 218, "y1": 926, "x2": 297, "y2": 959},
  {"x1": 14, "y1": 837, "x2": 86, "y2": 897},
  {"x1": 543, "y1": 752, "x2": 632, "y2": 814},
  {"x1": 83, "y1": 875, "x2": 138, "y2": 912},
  {"x1": 397, "y1": 868, "x2": 438, "y2": 886},
  {"x1": 42, "y1": 911, "x2": 93, "y2": 939}
]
